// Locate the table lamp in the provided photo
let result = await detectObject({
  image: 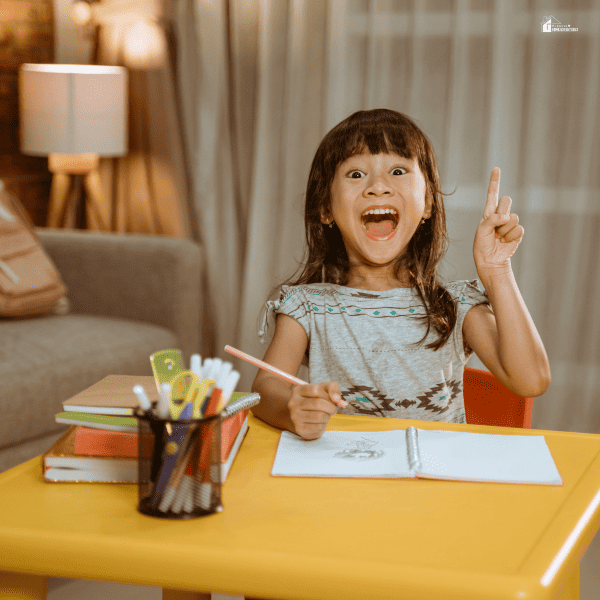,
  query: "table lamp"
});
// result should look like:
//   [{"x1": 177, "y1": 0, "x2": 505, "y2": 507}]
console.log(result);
[{"x1": 18, "y1": 64, "x2": 128, "y2": 229}]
